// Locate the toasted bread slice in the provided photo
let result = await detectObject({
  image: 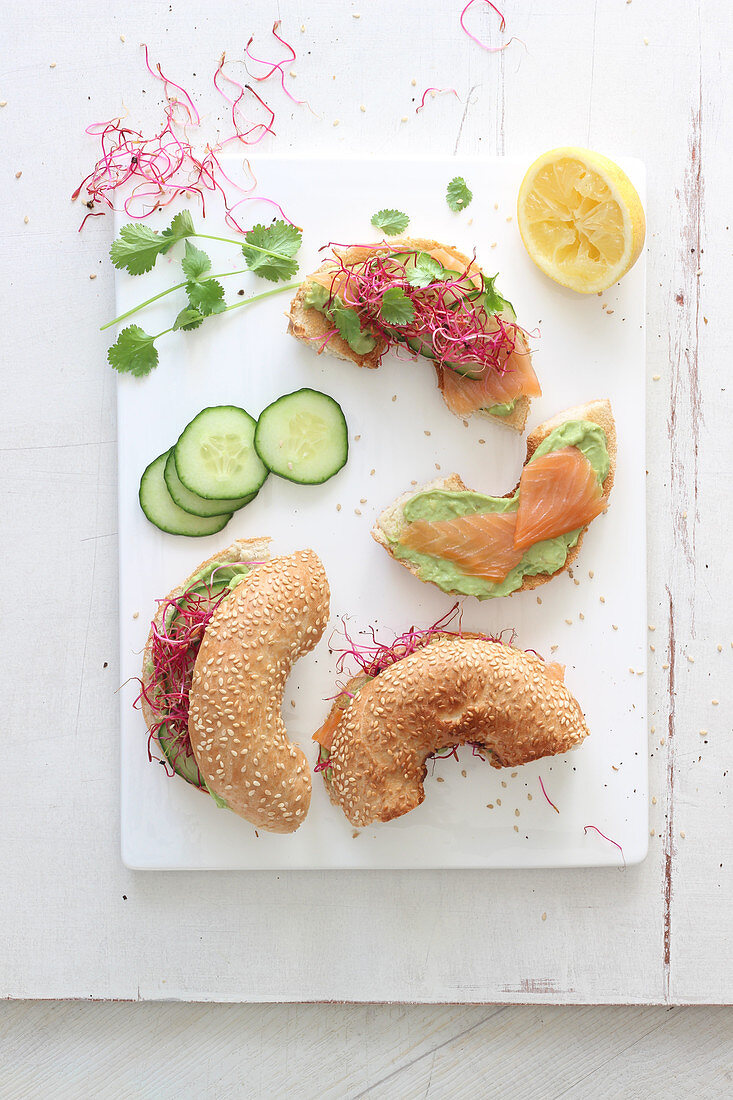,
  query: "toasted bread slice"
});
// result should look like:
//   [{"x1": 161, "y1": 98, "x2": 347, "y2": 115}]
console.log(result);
[
  {"x1": 372, "y1": 399, "x2": 616, "y2": 598},
  {"x1": 288, "y1": 237, "x2": 535, "y2": 430}
]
